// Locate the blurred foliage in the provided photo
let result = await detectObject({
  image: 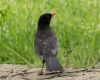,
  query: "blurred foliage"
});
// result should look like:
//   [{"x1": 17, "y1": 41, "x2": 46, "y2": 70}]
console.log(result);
[{"x1": 0, "y1": 0, "x2": 100, "y2": 68}]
